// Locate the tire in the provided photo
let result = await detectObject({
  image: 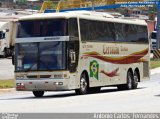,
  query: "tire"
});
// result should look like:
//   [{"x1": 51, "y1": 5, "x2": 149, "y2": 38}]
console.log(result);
[
  {"x1": 132, "y1": 71, "x2": 139, "y2": 89},
  {"x1": 117, "y1": 71, "x2": 133, "y2": 90},
  {"x1": 75, "y1": 73, "x2": 89, "y2": 95},
  {"x1": 125, "y1": 71, "x2": 133, "y2": 90},
  {"x1": 33, "y1": 91, "x2": 44, "y2": 97},
  {"x1": 2, "y1": 49, "x2": 7, "y2": 58}
]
